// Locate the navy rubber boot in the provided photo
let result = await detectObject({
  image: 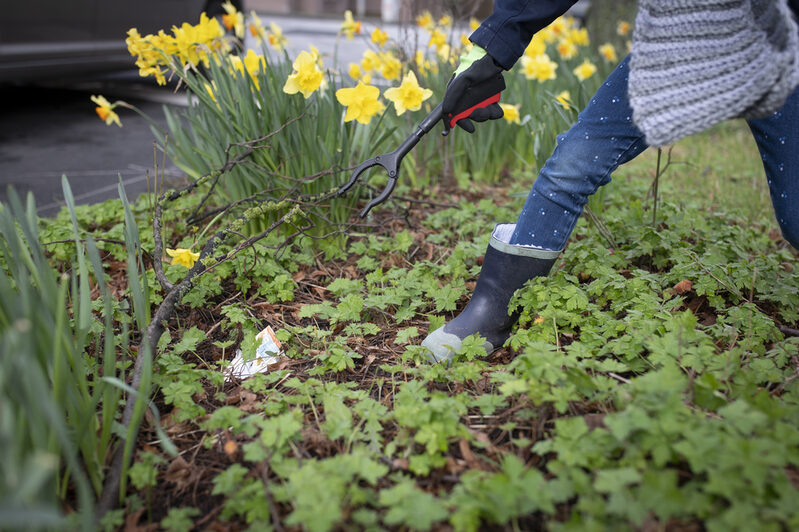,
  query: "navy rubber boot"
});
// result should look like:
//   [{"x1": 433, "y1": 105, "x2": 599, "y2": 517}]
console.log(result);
[{"x1": 422, "y1": 223, "x2": 559, "y2": 363}]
